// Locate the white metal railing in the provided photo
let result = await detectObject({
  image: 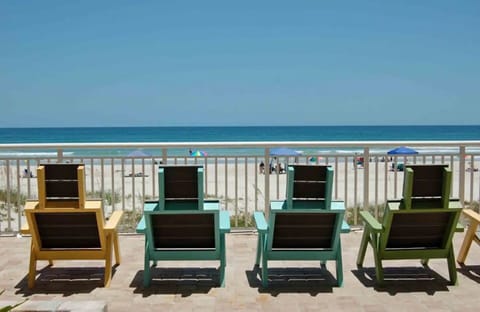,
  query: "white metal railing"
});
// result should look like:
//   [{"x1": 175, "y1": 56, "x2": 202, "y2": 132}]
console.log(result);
[{"x1": 1, "y1": 141, "x2": 479, "y2": 233}]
